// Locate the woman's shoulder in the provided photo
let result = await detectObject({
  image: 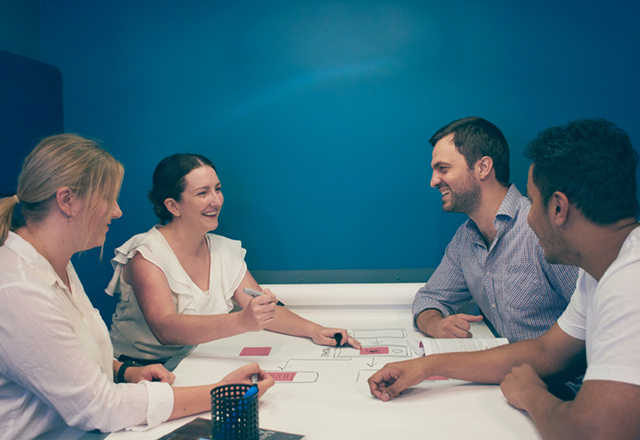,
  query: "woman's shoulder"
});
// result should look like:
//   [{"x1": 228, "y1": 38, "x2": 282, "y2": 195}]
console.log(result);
[
  {"x1": 114, "y1": 226, "x2": 169, "y2": 258},
  {"x1": 0, "y1": 233, "x2": 55, "y2": 288},
  {"x1": 128, "y1": 225, "x2": 165, "y2": 245}
]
